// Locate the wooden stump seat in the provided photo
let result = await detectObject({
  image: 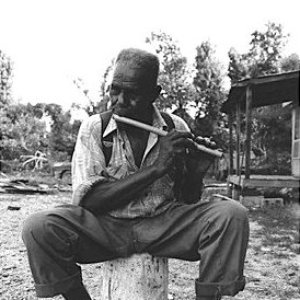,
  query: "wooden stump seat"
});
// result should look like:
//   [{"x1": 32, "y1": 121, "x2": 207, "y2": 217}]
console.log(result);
[{"x1": 100, "y1": 254, "x2": 169, "y2": 300}]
